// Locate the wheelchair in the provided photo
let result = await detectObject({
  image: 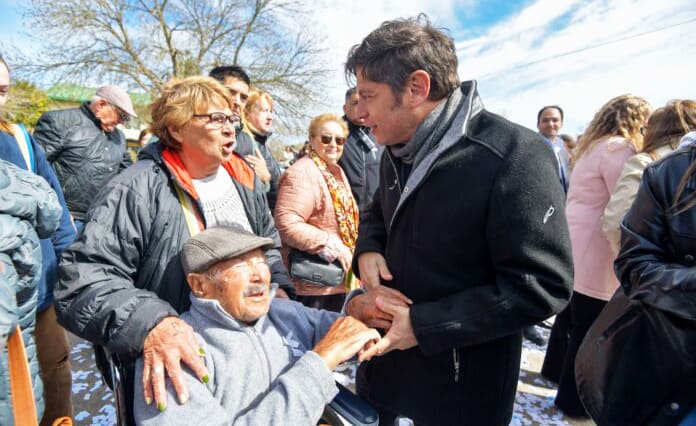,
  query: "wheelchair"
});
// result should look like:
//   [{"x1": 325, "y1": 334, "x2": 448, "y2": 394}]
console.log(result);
[{"x1": 104, "y1": 350, "x2": 378, "y2": 426}]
